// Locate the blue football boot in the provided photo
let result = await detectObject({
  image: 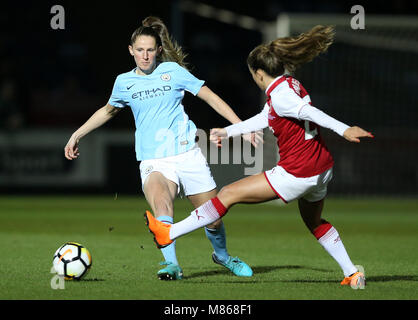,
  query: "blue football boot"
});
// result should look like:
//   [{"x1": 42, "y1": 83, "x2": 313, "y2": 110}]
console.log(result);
[
  {"x1": 157, "y1": 261, "x2": 183, "y2": 280},
  {"x1": 212, "y1": 253, "x2": 253, "y2": 277}
]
